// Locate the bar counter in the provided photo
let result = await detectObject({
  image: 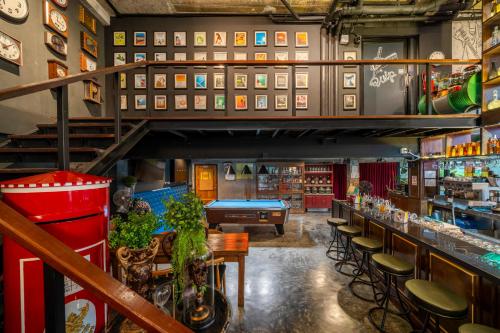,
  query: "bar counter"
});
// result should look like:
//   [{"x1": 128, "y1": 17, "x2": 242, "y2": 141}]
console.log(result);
[{"x1": 332, "y1": 199, "x2": 500, "y2": 330}]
